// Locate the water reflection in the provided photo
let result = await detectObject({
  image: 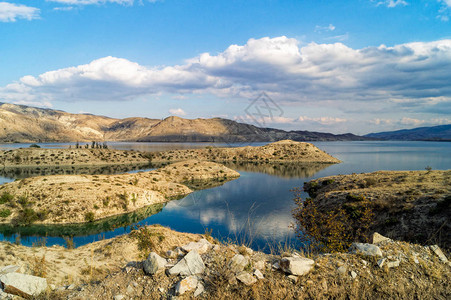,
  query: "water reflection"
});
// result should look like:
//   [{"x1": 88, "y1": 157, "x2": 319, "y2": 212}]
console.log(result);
[{"x1": 222, "y1": 161, "x2": 332, "y2": 178}]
